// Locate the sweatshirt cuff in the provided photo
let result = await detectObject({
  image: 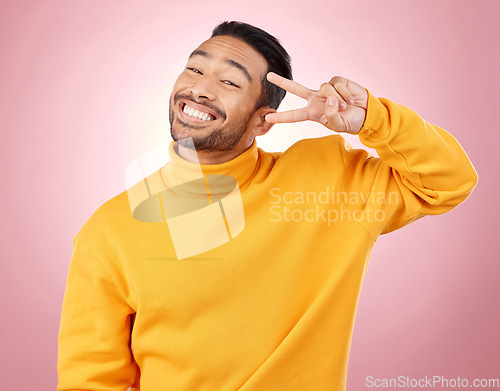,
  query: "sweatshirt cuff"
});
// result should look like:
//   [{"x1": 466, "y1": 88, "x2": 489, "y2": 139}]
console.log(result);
[{"x1": 357, "y1": 89, "x2": 395, "y2": 148}]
